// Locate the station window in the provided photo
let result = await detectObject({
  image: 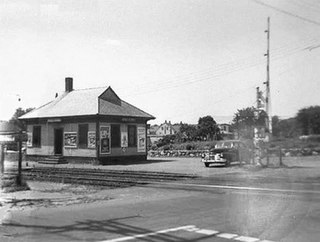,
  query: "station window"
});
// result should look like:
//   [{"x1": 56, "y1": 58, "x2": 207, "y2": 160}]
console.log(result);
[
  {"x1": 111, "y1": 124, "x2": 120, "y2": 148},
  {"x1": 128, "y1": 125, "x2": 137, "y2": 147},
  {"x1": 32, "y1": 126, "x2": 41, "y2": 147},
  {"x1": 78, "y1": 124, "x2": 88, "y2": 148}
]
